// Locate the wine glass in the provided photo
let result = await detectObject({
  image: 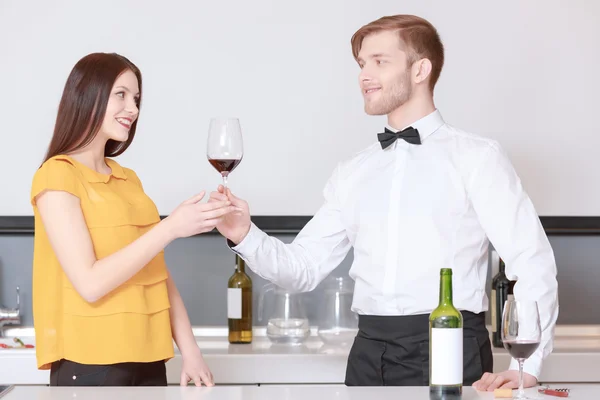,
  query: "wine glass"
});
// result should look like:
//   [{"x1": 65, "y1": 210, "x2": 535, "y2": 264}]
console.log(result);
[
  {"x1": 501, "y1": 299, "x2": 542, "y2": 399},
  {"x1": 207, "y1": 117, "x2": 243, "y2": 190}
]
